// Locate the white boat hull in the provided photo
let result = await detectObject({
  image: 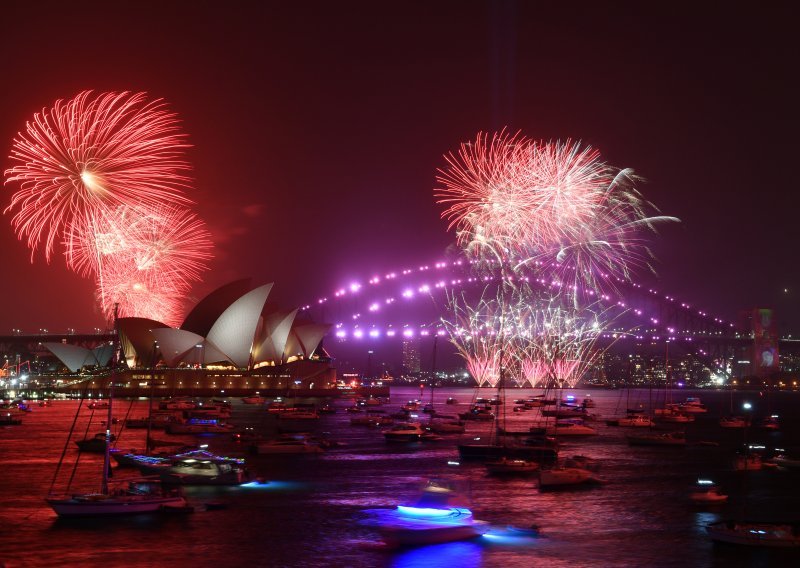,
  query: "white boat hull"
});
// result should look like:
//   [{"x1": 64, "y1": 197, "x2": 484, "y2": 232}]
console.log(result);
[{"x1": 46, "y1": 494, "x2": 186, "y2": 516}]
